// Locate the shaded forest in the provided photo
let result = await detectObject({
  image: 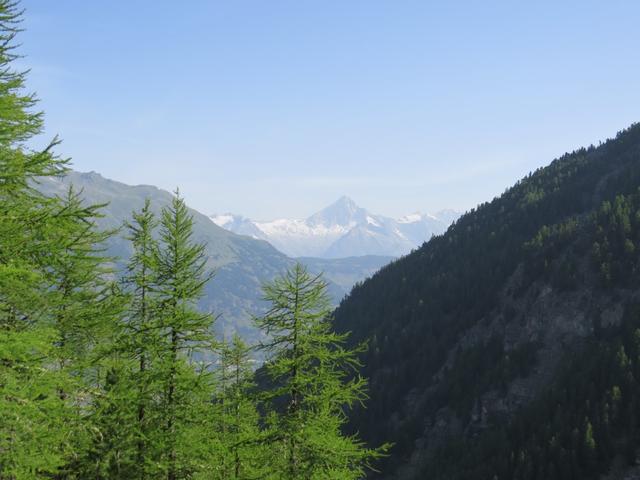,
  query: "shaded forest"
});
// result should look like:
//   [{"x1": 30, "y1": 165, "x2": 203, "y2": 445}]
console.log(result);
[{"x1": 334, "y1": 115, "x2": 640, "y2": 478}]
